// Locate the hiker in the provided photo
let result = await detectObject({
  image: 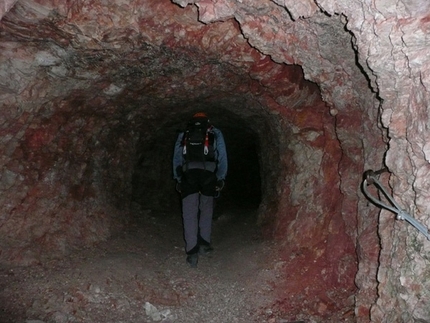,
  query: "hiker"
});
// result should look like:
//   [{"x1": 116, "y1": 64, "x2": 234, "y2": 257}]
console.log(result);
[{"x1": 173, "y1": 112, "x2": 228, "y2": 268}]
